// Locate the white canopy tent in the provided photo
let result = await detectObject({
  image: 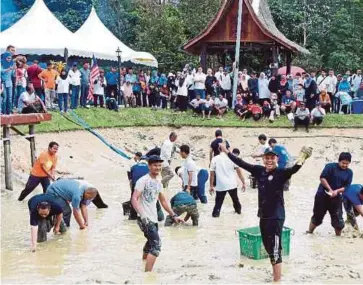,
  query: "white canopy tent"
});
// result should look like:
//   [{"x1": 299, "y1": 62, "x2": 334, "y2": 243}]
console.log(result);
[
  {"x1": 74, "y1": 7, "x2": 158, "y2": 67},
  {"x1": 0, "y1": 0, "x2": 158, "y2": 67},
  {"x1": 0, "y1": 0, "x2": 87, "y2": 57}
]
